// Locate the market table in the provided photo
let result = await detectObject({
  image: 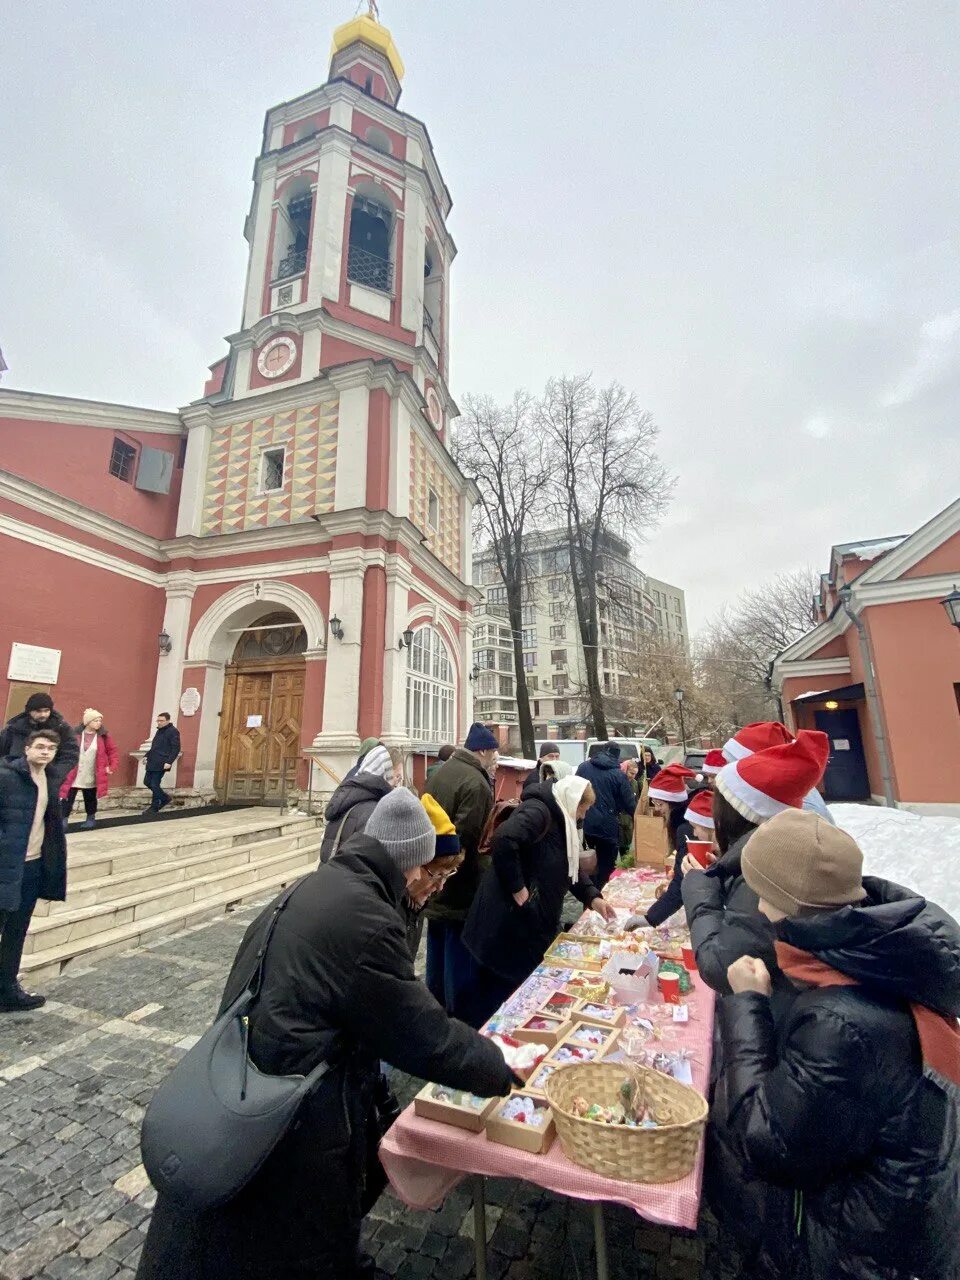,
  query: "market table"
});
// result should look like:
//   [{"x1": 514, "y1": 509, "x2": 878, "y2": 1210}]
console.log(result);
[{"x1": 380, "y1": 869, "x2": 715, "y2": 1280}]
